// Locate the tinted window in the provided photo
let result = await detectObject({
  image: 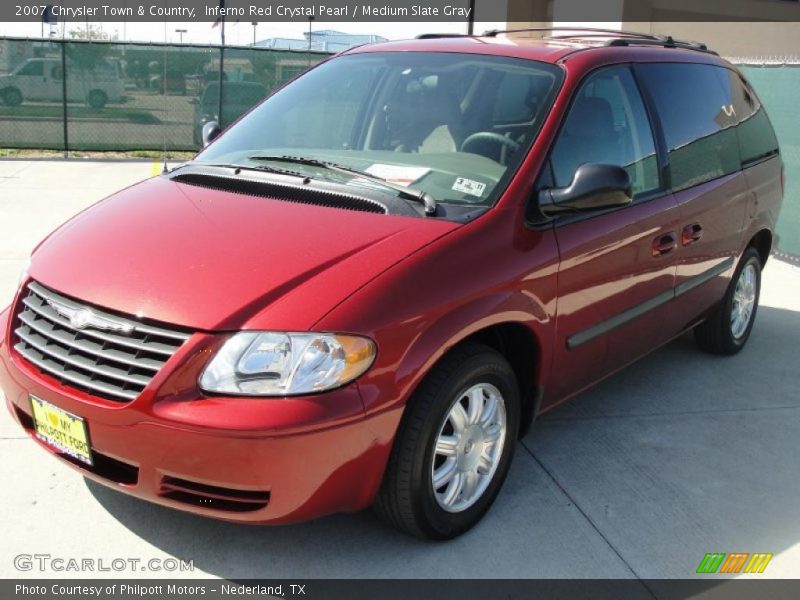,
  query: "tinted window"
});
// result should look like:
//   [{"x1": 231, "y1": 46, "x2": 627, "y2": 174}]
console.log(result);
[
  {"x1": 637, "y1": 63, "x2": 741, "y2": 190},
  {"x1": 732, "y1": 75, "x2": 780, "y2": 166},
  {"x1": 550, "y1": 66, "x2": 659, "y2": 196},
  {"x1": 17, "y1": 60, "x2": 44, "y2": 76}
]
